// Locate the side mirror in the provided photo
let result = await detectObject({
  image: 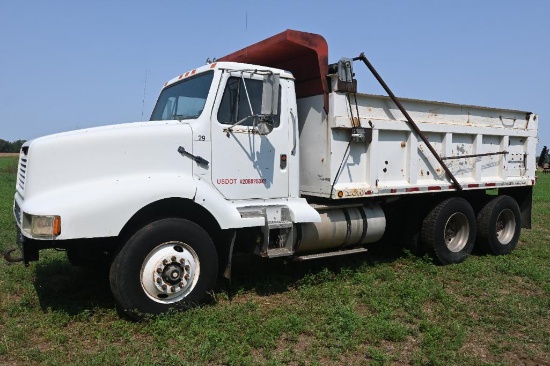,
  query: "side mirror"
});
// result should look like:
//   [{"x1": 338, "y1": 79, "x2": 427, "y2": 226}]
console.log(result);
[
  {"x1": 261, "y1": 74, "x2": 279, "y2": 116},
  {"x1": 256, "y1": 115, "x2": 274, "y2": 135}
]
